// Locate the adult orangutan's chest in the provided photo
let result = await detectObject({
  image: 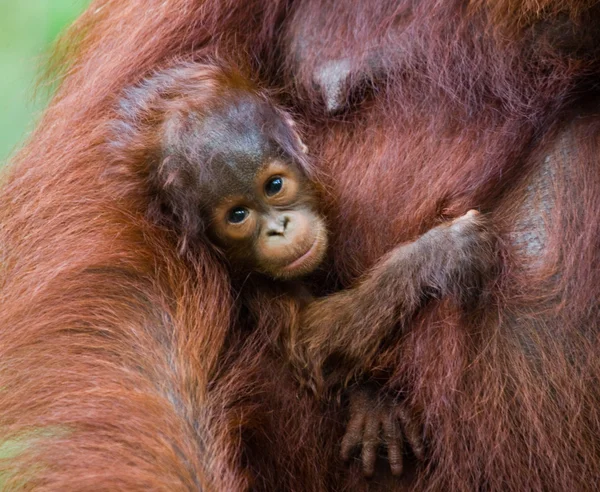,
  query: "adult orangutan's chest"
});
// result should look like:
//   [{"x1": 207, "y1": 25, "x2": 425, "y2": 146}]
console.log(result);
[{"x1": 302, "y1": 109, "x2": 504, "y2": 281}]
